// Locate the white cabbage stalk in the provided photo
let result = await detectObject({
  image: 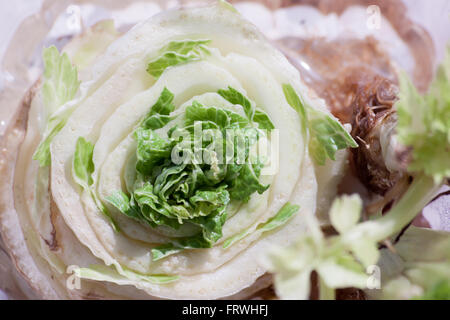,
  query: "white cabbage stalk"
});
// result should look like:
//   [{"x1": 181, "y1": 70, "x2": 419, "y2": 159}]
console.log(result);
[{"x1": 2, "y1": 3, "x2": 348, "y2": 299}]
